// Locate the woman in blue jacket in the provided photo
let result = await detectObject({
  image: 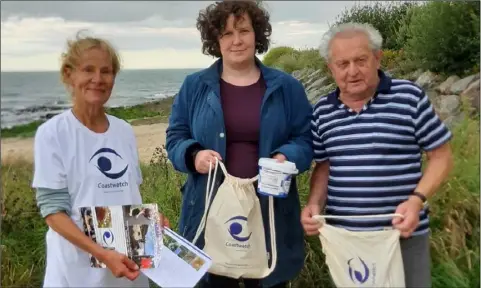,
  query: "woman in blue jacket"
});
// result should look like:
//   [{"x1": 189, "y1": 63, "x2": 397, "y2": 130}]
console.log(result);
[{"x1": 166, "y1": 1, "x2": 313, "y2": 287}]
